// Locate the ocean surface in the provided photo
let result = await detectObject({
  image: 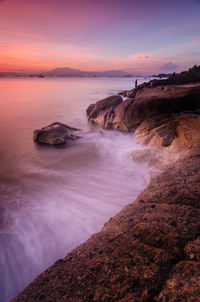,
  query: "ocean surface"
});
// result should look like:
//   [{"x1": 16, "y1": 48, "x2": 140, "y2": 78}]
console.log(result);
[{"x1": 0, "y1": 77, "x2": 148, "y2": 301}]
